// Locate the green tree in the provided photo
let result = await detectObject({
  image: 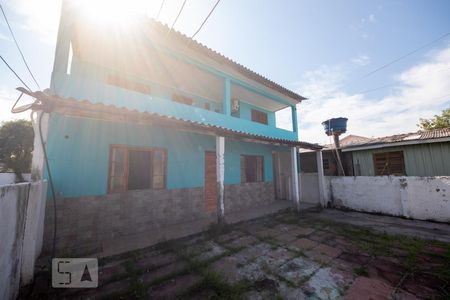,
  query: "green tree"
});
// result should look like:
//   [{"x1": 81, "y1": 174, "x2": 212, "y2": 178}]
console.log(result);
[
  {"x1": 0, "y1": 119, "x2": 34, "y2": 182},
  {"x1": 418, "y1": 108, "x2": 450, "y2": 131}
]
